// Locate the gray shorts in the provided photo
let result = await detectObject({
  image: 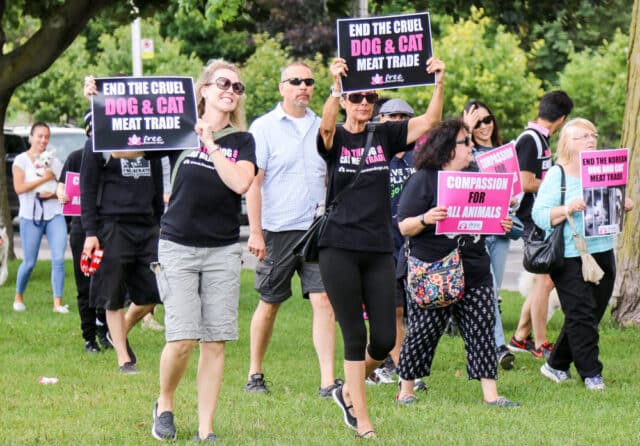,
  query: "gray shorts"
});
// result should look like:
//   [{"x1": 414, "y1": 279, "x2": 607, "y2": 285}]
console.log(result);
[
  {"x1": 154, "y1": 239, "x2": 242, "y2": 342},
  {"x1": 254, "y1": 230, "x2": 325, "y2": 303}
]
